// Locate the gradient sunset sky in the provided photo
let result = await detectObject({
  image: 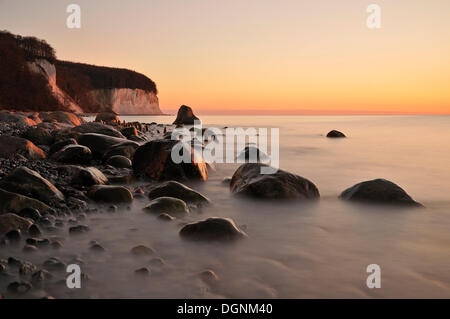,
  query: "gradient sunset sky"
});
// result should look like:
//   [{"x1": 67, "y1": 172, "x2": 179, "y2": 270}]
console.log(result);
[{"x1": 1, "y1": 0, "x2": 449, "y2": 115}]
